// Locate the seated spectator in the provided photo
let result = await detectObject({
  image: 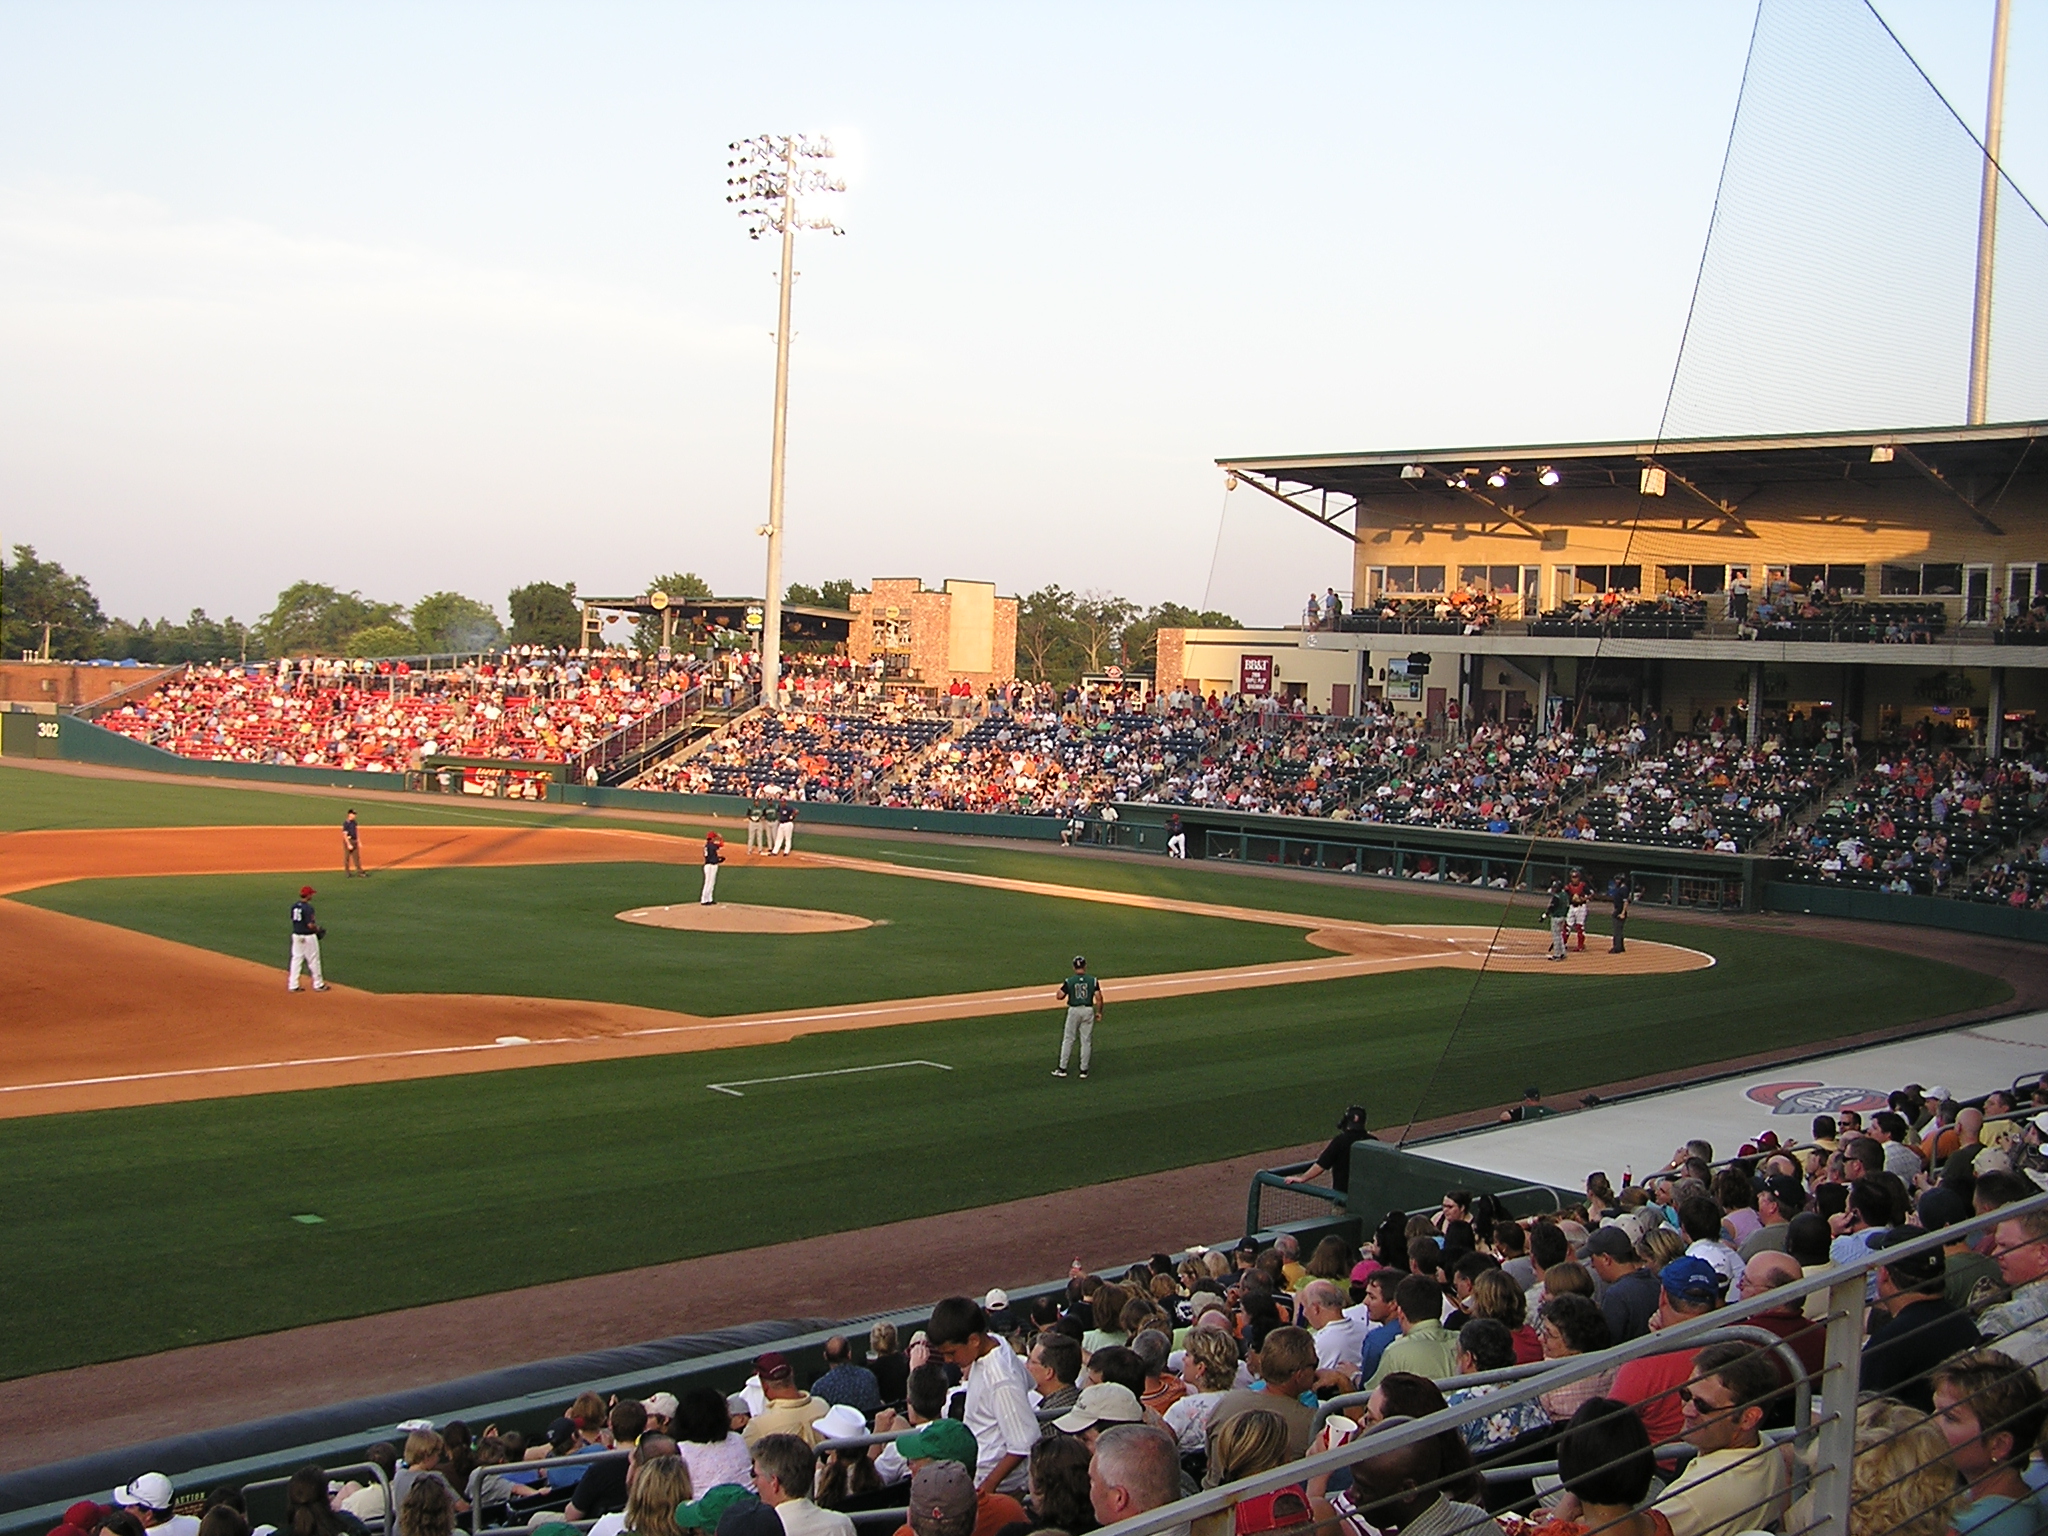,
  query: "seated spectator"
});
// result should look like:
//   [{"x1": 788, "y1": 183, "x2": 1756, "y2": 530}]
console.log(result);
[
  {"x1": 1466, "y1": 1268, "x2": 1543, "y2": 1361},
  {"x1": 869, "y1": 1323, "x2": 912, "y2": 1407},
  {"x1": 1607, "y1": 1258, "x2": 1720, "y2": 1448},
  {"x1": 1932, "y1": 1350, "x2": 2048, "y2": 1536},
  {"x1": 1050, "y1": 1383, "x2": 1147, "y2": 1449},
  {"x1": 743, "y1": 1354, "x2": 830, "y2": 1448},
  {"x1": 812, "y1": 1337, "x2": 883, "y2": 1417},
  {"x1": 569, "y1": 1399, "x2": 648, "y2": 1520},
  {"x1": 1163, "y1": 1326, "x2": 1241, "y2": 1453},
  {"x1": 1017, "y1": 1435, "x2": 1095, "y2": 1536},
  {"x1": 1363, "y1": 1276, "x2": 1461, "y2": 1391},
  {"x1": 1208, "y1": 1325, "x2": 1320, "y2": 1456},
  {"x1": 1733, "y1": 1252, "x2": 1824, "y2": 1384},
  {"x1": 1085, "y1": 1424, "x2": 1182, "y2": 1530},
  {"x1": 395, "y1": 1476, "x2": 454, "y2": 1536},
  {"x1": 1446, "y1": 1318, "x2": 1551, "y2": 1455},
  {"x1": 113, "y1": 1477, "x2": 196, "y2": 1536},
  {"x1": 1025, "y1": 1331, "x2": 1083, "y2": 1418},
  {"x1": 1862, "y1": 1229, "x2": 1981, "y2": 1411},
  {"x1": 335, "y1": 1444, "x2": 401, "y2": 1522},
  {"x1": 874, "y1": 1365, "x2": 955, "y2": 1487},
  {"x1": 751, "y1": 1433, "x2": 853, "y2": 1536},
  {"x1": 1535, "y1": 1295, "x2": 1614, "y2": 1423},
  {"x1": 906, "y1": 1464, "x2": 980, "y2": 1536},
  {"x1": 675, "y1": 1387, "x2": 754, "y2": 1496},
  {"x1": 1653, "y1": 1342, "x2": 1792, "y2": 1536},
  {"x1": 599, "y1": 1452, "x2": 688, "y2": 1536},
  {"x1": 1783, "y1": 1399, "x2": 1960, "y2": 1536},
  {"x1": 1297, "y1": 1280, "x2": 1366, "y2": 1392},
  {"x1": 283, "y1": 1467, "x2": 367, "y2": 1536},
  {"x1": 1314, "y1": 1415, "x2": 1504, "y2": 1536},
  {"x1": 1737, "y1": 1174, "x2": 1805, "y2": 1260},
  {"x1": 889, "y1": 1420, "x2": 1024, "y2": 1536},
  {"x1": 1677, "y1": 1197, "x2": 1742, "y2": 1300},
  {"x1": 1199, "y1": 1408, "x2": 1295, "y2": 1494},
  {"x1": 1586, "y1": 1227, "x2": 1660, "y2": 1345},
  {"x1": 1523, "y1": 1398, "x2": 1666, "y2": 1536},
  {"x1": 391, "y1": 1431, "x2": 470, "y2": 1516},
  {"x1": 1981, "y1": 1201, "x2": 2048, "y2": 1386},
  {"x1": 1130, "y1": 1330, "x2": 1186, "y2": 1416}
]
